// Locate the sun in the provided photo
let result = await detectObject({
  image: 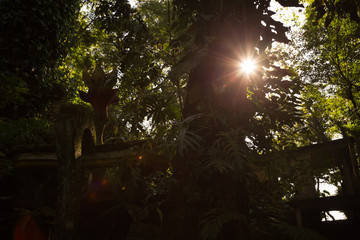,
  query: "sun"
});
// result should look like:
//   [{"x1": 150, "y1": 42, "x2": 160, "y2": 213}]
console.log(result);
[{"x1": 239, "y1": 58, "x2": 257, "y2": 75}]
